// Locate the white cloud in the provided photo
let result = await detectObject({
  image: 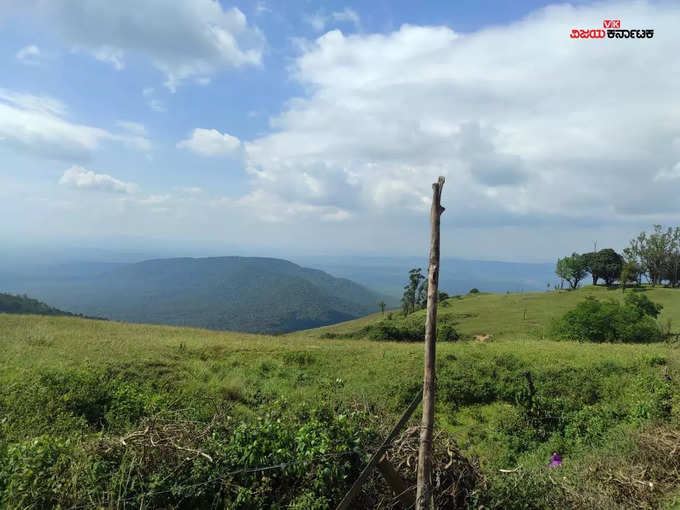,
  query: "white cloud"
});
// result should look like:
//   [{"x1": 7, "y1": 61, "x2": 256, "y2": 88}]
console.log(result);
[
  {"x1": 0, "y1": 89, "x2": 150, "y2": 160},
  {"x1": 255, "y1": 1, "x2": 271, "y2": 15},
  {"x1": 148, "y1": 99, "x2": 166, "y2": 112},
  {"x1": 116, "y1": 120, "x2": 147, "y2": 137},
  {"x1": 59, "y1": 166, "x2": 139, "y2": 194},
  {"x1": 0, "y1": 88, "x2": 66, "y2": 116},
  {"x1": 44, "y1": 0, "x2": 265, "y2": 91},
  {"x1": 654, "y1": 162, "x2": 680, "y2": 182},
  {"x1": 305, "y1": 8, "x2": 361, "y2": 33},
  {"x1": 16, "y1": 44, "x2": 42, "y2": 64},
  {"x1": 91, "y1": 45, "x2": 124, "y2": 70},
  {"x1": 332, "y1": 8, "x2": 360, "y2": 30},
  {"x1": 305, "y1": 12, "x2": 328, "y2": 32},
  {"x1": 244, "y1": 2, "x2": 680, "y2": 225},
  {"x1": 142, "y1": 87, "x2": 166, "y2": 112},
  {"x1": 177, "y1": 128, "x2": 241, "y2": 157}
]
